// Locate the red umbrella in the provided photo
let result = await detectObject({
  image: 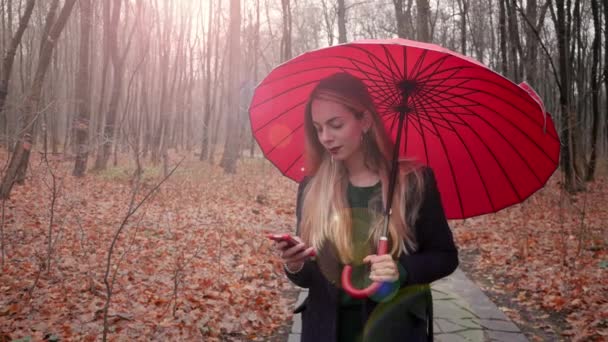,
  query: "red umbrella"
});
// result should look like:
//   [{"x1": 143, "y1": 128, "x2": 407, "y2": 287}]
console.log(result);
[{"x1": 250, "y1": 38, "x2": 560, "y2": 297}]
